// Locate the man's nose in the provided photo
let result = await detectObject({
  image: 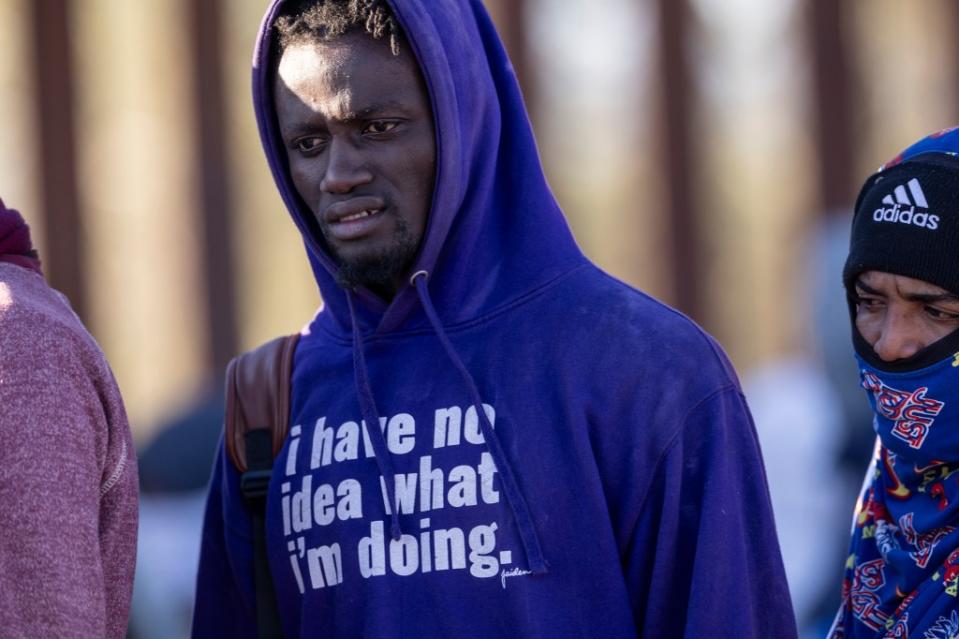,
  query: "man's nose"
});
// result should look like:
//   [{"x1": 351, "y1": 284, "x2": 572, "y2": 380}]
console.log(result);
[
  {"x1": 873, "y1": 312, "x2": 925, "y2": 362},
  {"x1": 321, "y1": 139, "x2": 373, "y2": 194}
]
